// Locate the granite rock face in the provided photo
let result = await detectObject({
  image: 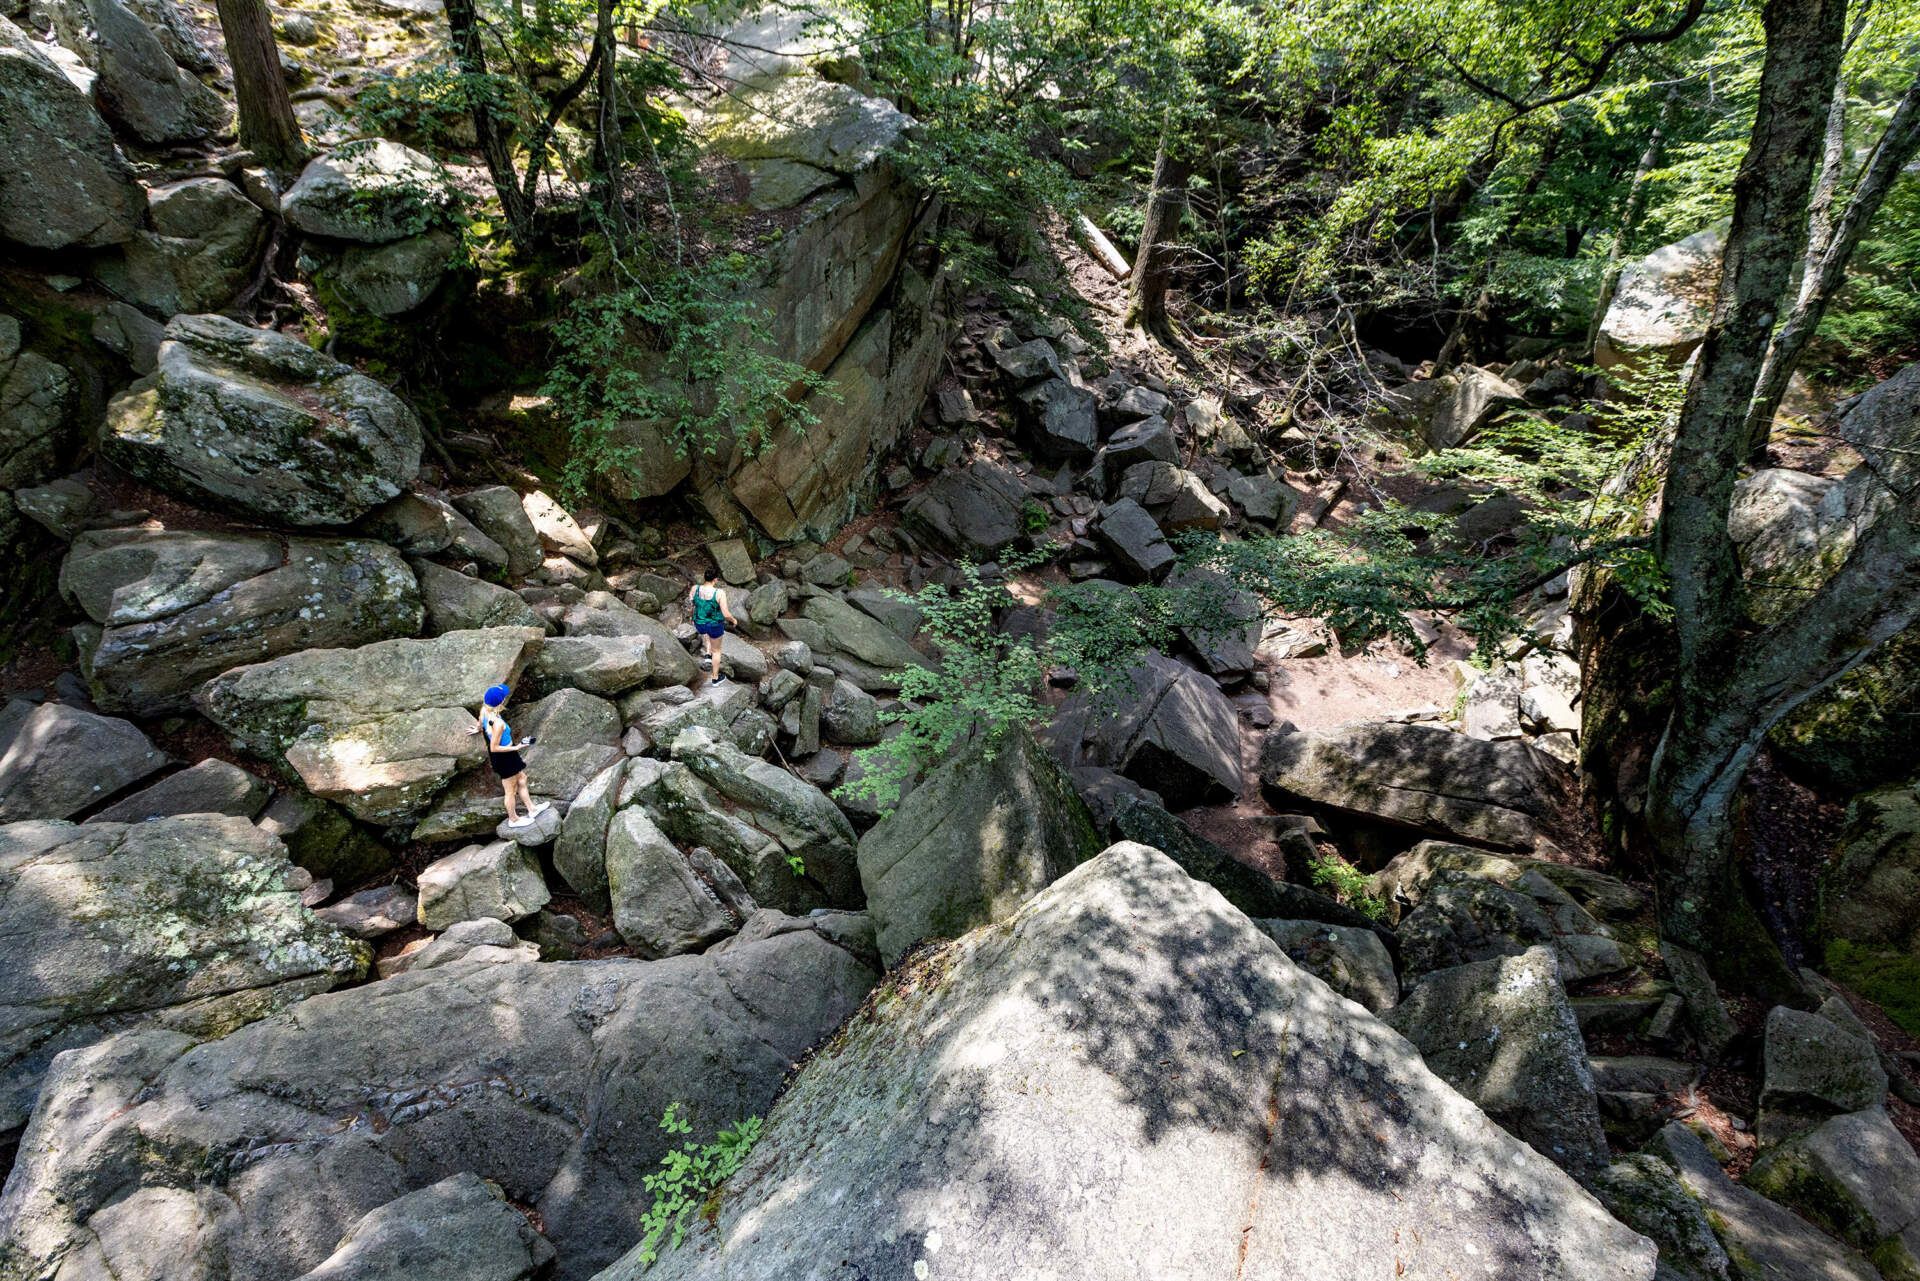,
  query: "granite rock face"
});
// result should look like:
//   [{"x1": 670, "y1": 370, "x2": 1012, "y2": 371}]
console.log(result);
[
  {"x1": 610, "y1": 843, "x2": 1656, "y2": 1281},
  {"x1": 195, "y1": 627, "x2": 543, "y2": 826},
  {"x1": 0, "y1": 815, "x2": 368, "y2": 1134},
  {"x1": 0, "y1": 927, "x2": 877, "y2": 1281},
  {"x1": 101, "y1": 315, "x2": 424, "y2": 528},
  {"x1": 0, "y1": 16, "x2": 146, "y2": 249},
  {"x1": 0, "y1": 700, "x2": 167, "y2": 822},
  {"x1": 65, "y1": 529, "x2": 423, "y2": 715}
]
